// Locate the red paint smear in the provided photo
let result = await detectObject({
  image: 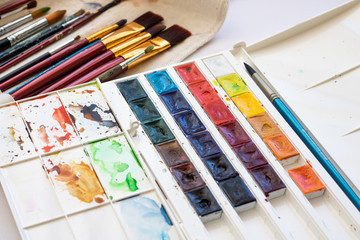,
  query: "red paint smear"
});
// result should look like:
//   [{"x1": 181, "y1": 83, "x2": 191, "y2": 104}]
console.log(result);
[
  {"x1": 52, "y1": 106, "x2": 72, "y2": 130},
  {"x1": 42, "y1": 145, "x2": 55, "y2": 153},
  {"x1": 54, "y1": 132, "x2": 72, "y2": 145}
]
